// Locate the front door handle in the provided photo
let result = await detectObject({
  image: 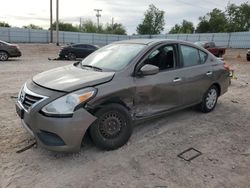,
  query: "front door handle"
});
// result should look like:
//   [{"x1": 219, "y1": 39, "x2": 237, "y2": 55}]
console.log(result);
[
  {"x1": 206, "y1": 71, "x2": 213, "y2": 76},
  {"x1": 173, "y1": 77, "x2": 182, "y2": 83}
]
